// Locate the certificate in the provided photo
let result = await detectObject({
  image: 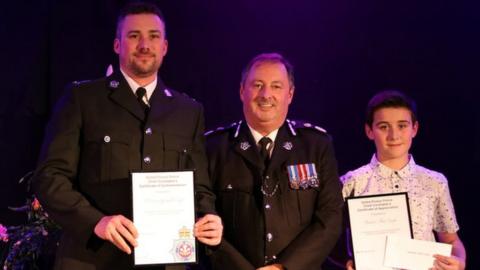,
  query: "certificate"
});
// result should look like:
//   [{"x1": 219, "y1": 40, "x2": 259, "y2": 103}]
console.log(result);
[
  {"x1": 131, "y1": 171, "x2": 197, "y2": 266},
  {"x1": 384, "y1": 235, "x2": 452, "y2": 270},
  {"x1": 346, "y1": 193, "x2": 413, "y2": 270}
]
